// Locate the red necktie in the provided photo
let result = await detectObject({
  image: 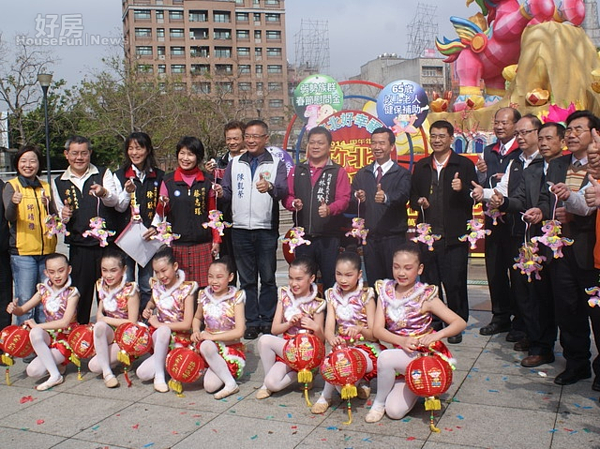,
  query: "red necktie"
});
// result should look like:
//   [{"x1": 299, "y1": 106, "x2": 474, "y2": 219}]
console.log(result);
[{"x1": 376, "y1": 166, "x2": 383, "y2": 184}]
